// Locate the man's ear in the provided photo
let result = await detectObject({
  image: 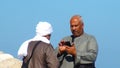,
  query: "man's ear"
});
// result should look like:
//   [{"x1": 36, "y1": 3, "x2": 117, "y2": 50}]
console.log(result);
[{"x1": 82, "y1": 23, "x2": 84, "y2": 28}]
